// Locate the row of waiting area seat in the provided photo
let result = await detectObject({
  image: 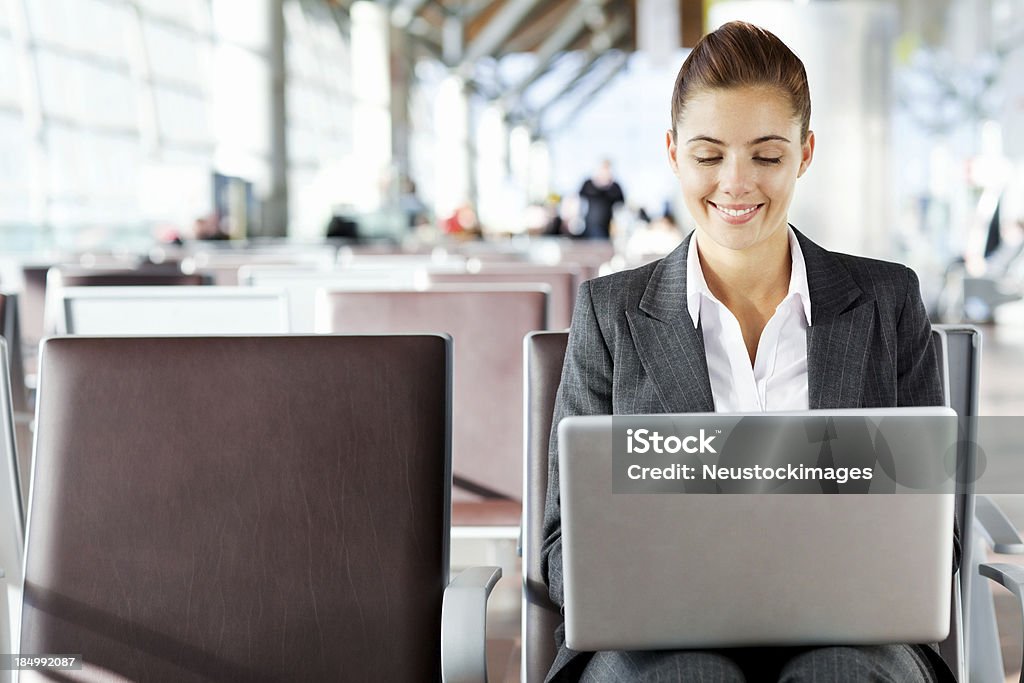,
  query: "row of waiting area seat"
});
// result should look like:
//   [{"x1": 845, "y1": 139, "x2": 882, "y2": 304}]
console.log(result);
[
  {"x1": 0, "y1": 239, "x2": 617, "y2": 526},
  {"x1": 0, "y1": 326, "x2": 1022, "y2": 681},
  {"x1": 2, "y1": 241, "x2": 1024, "y2": 680}
]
